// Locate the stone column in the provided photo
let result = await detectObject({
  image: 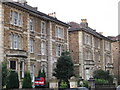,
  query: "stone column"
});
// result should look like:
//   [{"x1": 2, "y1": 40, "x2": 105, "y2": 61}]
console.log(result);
[
  {"x1": 0, "y1": 2, "x2": 4, "y2": 90},
  {"x1": 0, "y1": 2, "x2": 4, "y2": 62},
  {"x1": 27, "y1": 15, "x2": 30, "y2": 71},
  {"x1": 48, "y1": 21, "x2": 53, "y2": 80},
  {"x1": 78, "y1": 32, "x2": 84, "y2": 78},
  {"x1": 102, "y1": 40, "x2": 105, "y2": 70},
  {"x1": 69, "y1": 76, "x2": 77, "y2": 88},
  {"x1": 49, "y1": 77, "x2": 59, "y2": 89},
  {"x1": 88, "y1": 78, "x2": 95, "y2": 90}
]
